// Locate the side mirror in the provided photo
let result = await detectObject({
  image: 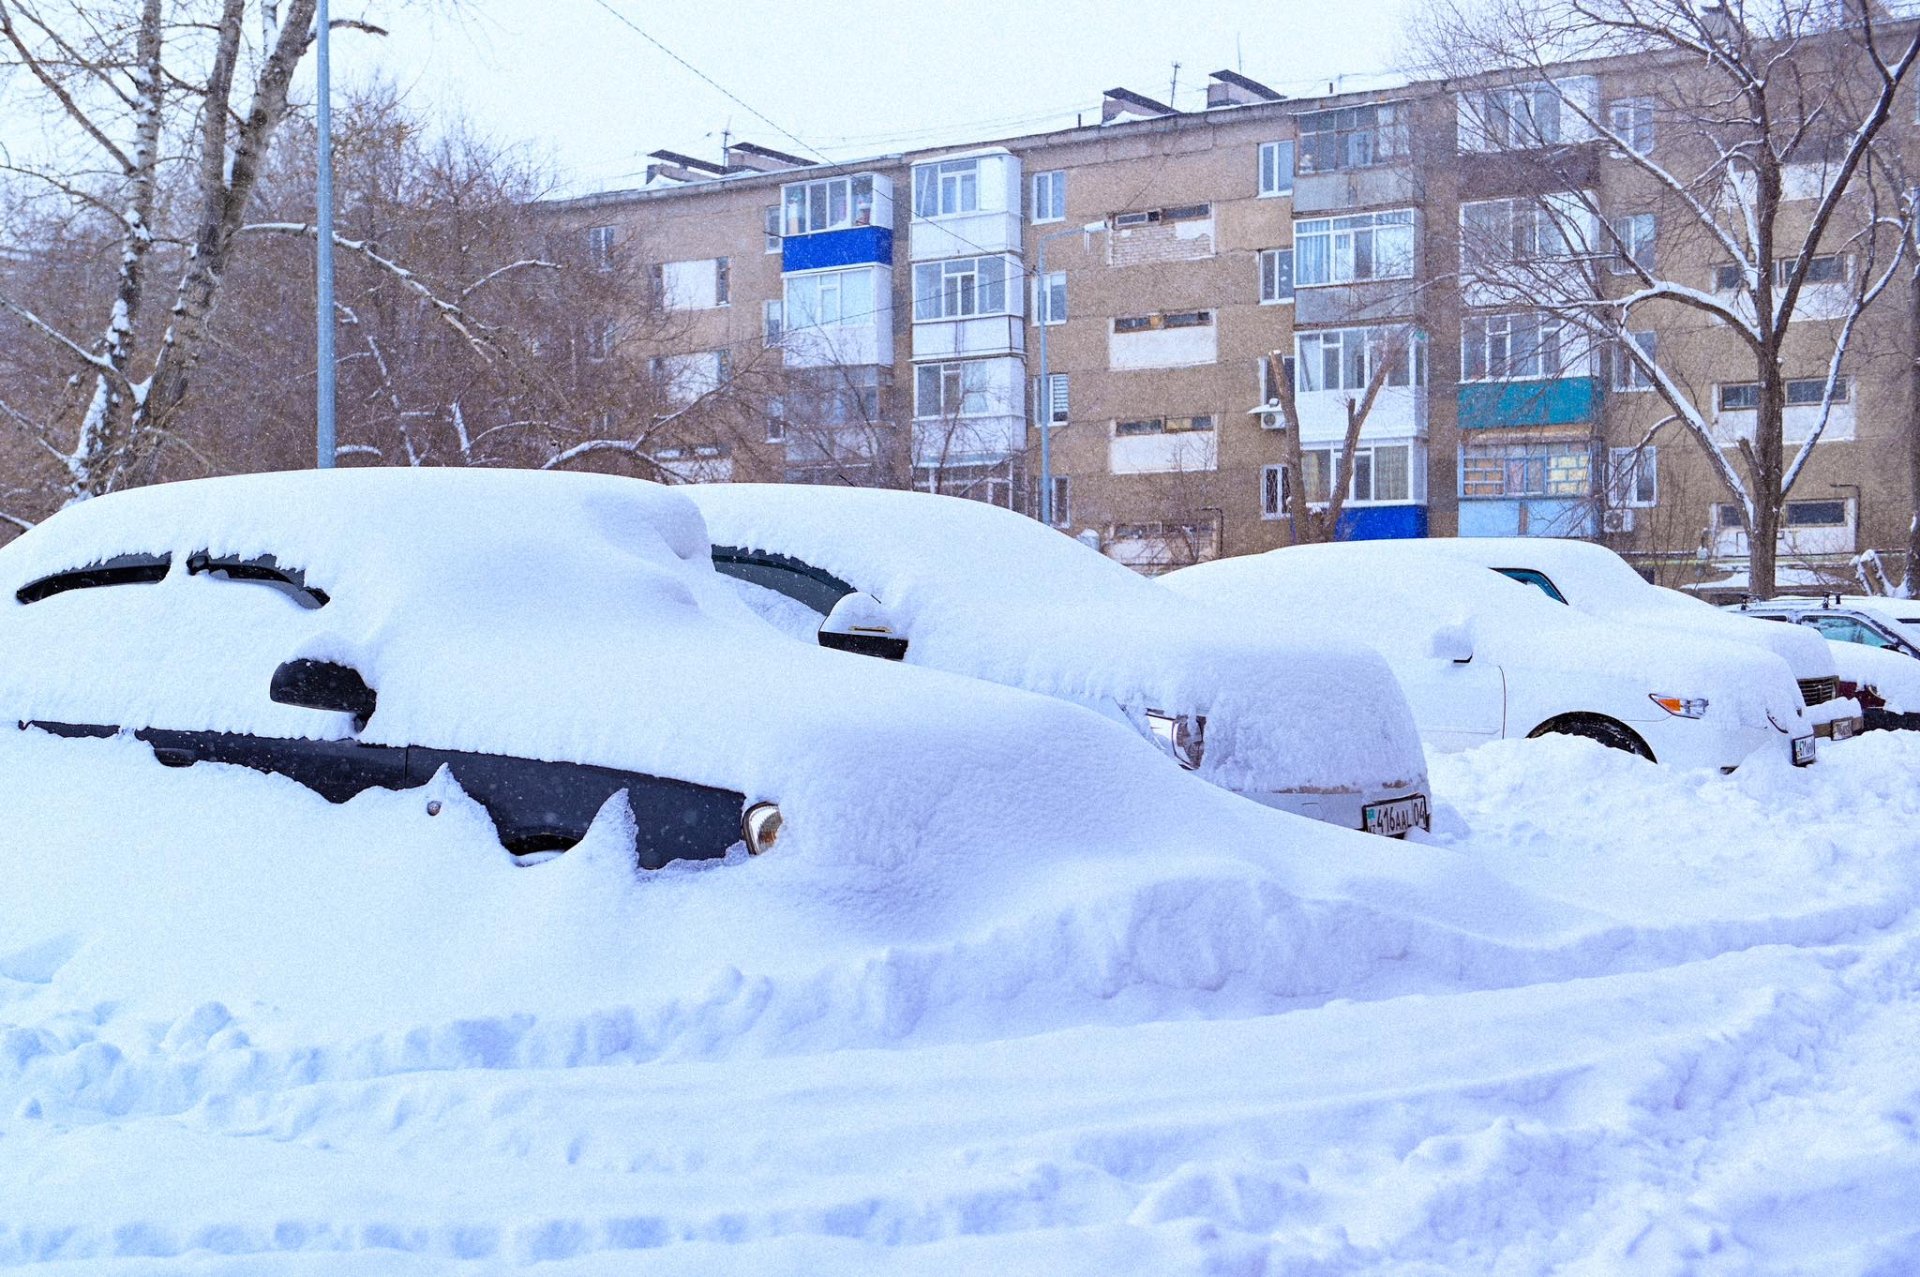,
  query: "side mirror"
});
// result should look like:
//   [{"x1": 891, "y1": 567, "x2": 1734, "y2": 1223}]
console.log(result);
[
  {"x1": 1427, "y1": 623, "x2": 1474, "y2": 665},
  {"x1": 817, "y1": 592, "x2": 909, "y2": 661},
  {"x1": 271, "y1": 658, "x2": 377, "y2": 729}
]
